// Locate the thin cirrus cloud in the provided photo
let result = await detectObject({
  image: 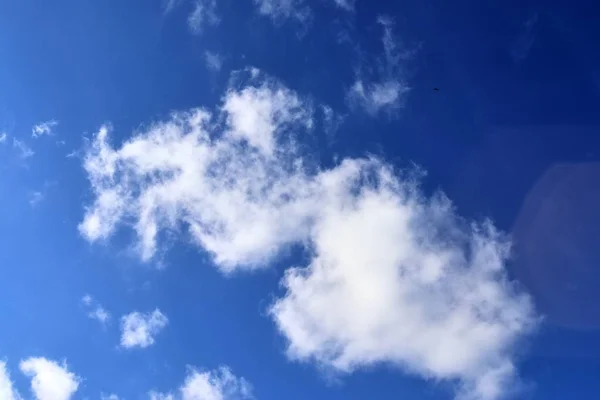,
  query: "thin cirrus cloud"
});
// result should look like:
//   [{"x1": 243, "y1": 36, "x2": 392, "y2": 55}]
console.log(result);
[
  {"x1": 187, "y1": 0, "x2": 219, "y2": 35},
  {"x1": 19, "y1": 357, "x2": 80, "y2": 400},
  {"x1": 204, "y1": 51, "x2": 223, "y2": 72},
  {"x1": 13, "y1": 138, "x2": 34, "y2": 159},
  {"x1": 253, "y1": 0, "x2": 311, "y2": 25},
  {"x1": 32, "y1": 120, "x2": 59, "y2": 138},
  {"x1": 163, "y1": 0, "x2": 219, "y2": 35},
  {"x1": 348, "y1": 16, "x2": 414, "y2": 115},
  {"x1": 150, "y1": 366, "x2": 252, "y2": 400},
  {"x1": 79, "y1": 69, "x2": 538, "y2": 400},
  {"x1": 81, "y1": 294, "x2": 111, "y2": 326},
  {"x1": 330, "y1": 0, "x2": 355, "y2": 11},
  {"x1": 120, "y1": 309, "x2": 168, "y2": 349}
]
